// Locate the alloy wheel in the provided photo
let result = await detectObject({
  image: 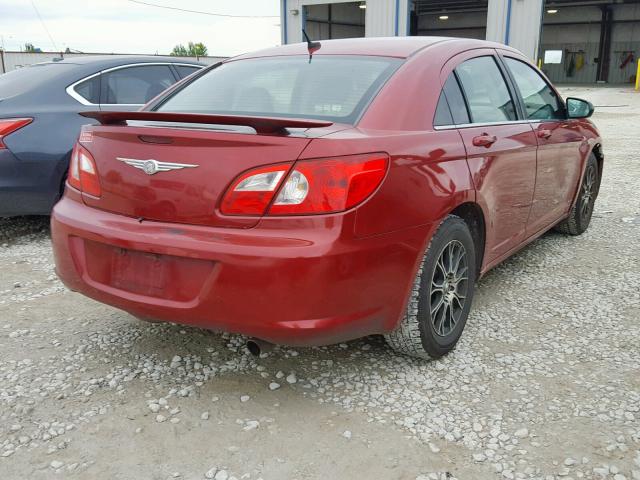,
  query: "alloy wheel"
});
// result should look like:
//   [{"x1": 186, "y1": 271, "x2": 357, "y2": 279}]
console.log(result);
[
  {"x1": 580, "y1": 163, "x2": 597, "y2": 221},
  {"x1": 430, "y1": 240, "x2": 469, "y2": 337}
]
